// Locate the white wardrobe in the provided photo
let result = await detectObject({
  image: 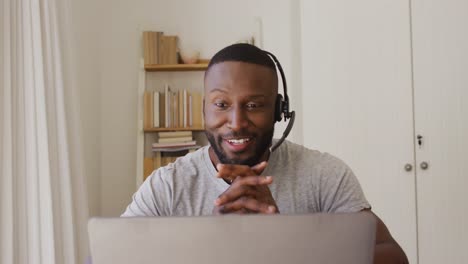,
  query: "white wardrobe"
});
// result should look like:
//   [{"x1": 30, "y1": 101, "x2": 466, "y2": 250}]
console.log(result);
[{"x1": 299, "y1": 1, "x2": 468, "y2": 263}]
